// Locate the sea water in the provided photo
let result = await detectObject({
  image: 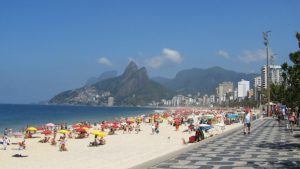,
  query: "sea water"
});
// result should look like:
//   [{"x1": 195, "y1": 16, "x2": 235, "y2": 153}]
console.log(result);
[{"x1": 0, "y1": 104, "x2": 164, "y2": 132}]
